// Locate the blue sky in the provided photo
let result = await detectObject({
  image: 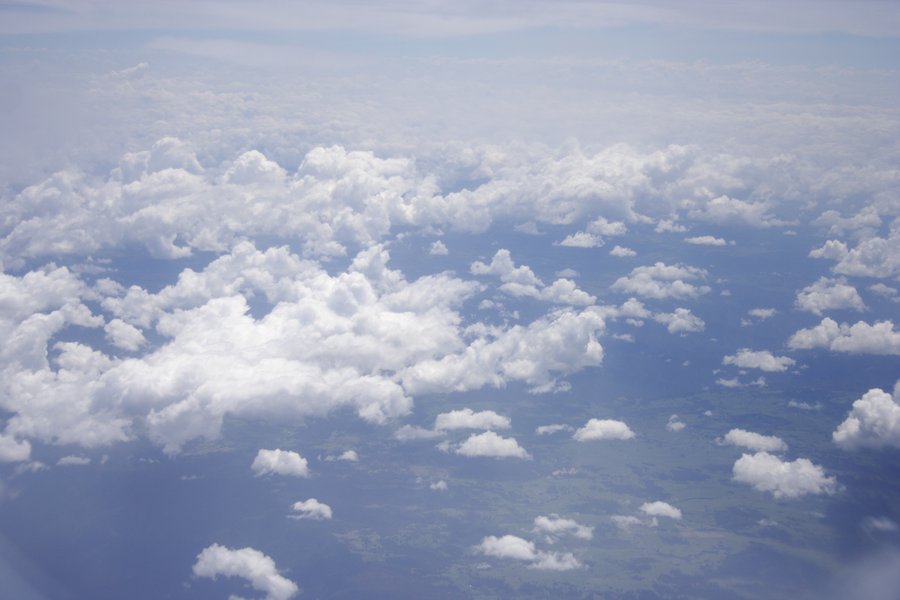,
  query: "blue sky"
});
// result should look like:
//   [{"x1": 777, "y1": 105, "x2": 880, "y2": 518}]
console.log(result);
[{"x1": 1, "y1": 2, "x2": 900, "y2": 599}]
